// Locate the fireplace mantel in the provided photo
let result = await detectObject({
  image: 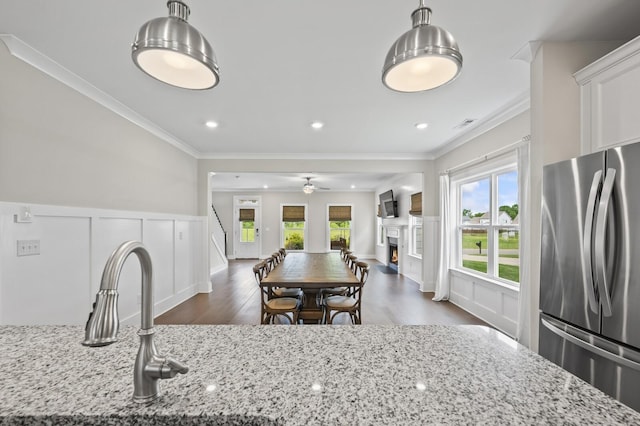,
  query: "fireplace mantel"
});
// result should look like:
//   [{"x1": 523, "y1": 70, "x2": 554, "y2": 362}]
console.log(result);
[{"x1": 383, "y1": 224, "x2": 406, "y2": 239}]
